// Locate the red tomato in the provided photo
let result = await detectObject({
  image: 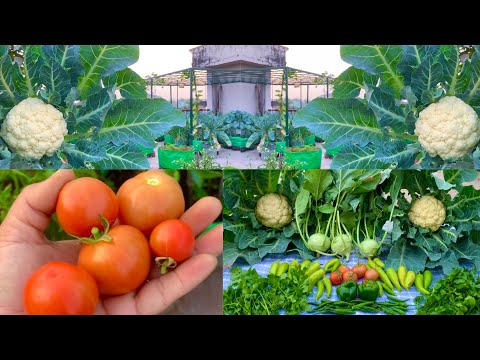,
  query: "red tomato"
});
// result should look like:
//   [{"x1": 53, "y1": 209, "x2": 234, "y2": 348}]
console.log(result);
[
  {"x1": 342, "y1": 271, "x2": 358, "y2": 282},
  {"x1": 149, "y1": 219, "x2": 195, "y2": 264},
  {"x1": 352, "y1": 264, "x2": 367, "y2": 279},
  {"x1": 338, "y1": 265, "x2": 350, "y2": 274},
  {"x1": 56, "y1": 177, "x2": 119, "y2": 237},
  {"x1": 330, "y1": 270, "x2": 343, "y2": 285},
  {"x1": 78, "y1": 225, "x2": 151, "y2": 295},
  {"x1": 364, "y1": 268, "x2": 379, "y2": 281},
  {"x1": 24, "y1": 261, "x2": 99, "y2": 315},
  {"x1": 117, "y1": 170, "x2": 185, "y2": 236}
]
